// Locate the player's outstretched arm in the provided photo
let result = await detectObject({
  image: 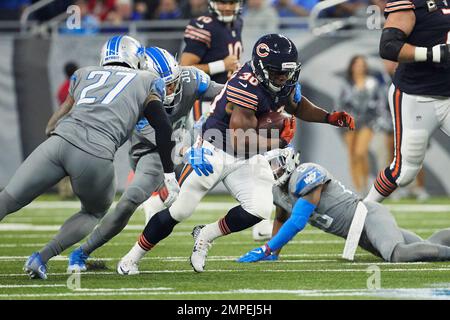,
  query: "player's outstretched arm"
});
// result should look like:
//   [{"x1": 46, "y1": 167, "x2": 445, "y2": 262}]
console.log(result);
[
  {"x1": 45, "y1": 95, "x2": 75, "y2": 137},
  {"x1": 237, "y1": 186, "x2": 323, "y2": 263},
  {"x1": 287, "y1": 94, "x2": 355, "y2": 130}
]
